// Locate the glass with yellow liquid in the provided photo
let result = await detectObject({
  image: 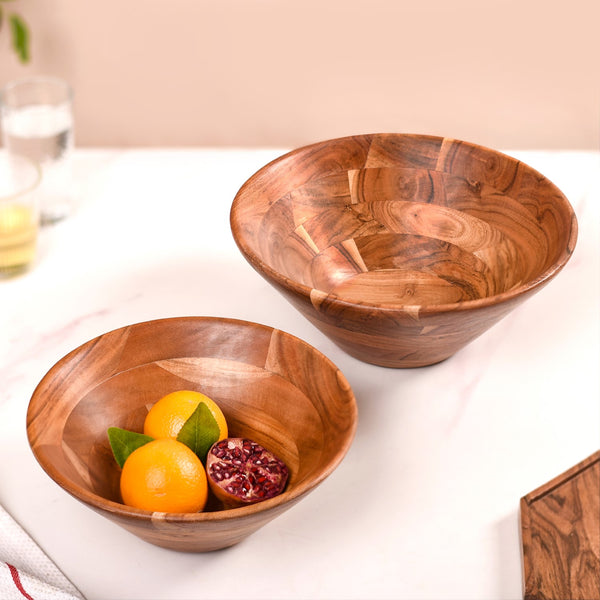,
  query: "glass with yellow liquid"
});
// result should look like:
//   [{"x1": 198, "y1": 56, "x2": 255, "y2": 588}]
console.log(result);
[{"x1": 0, "y1": 152, "x2": 42, "y2": 275}]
